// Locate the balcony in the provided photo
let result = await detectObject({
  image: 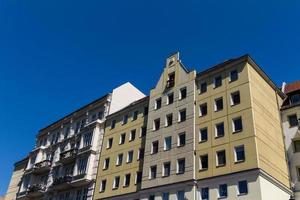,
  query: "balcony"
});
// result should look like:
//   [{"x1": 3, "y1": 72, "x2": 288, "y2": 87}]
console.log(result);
[
  {"x1": 71, "y1": 173, "x2": 92, "y2": 187},
  {"x1": 32, "y1": 160, "x2": 51, "y2": 174},
  {"x1": 27, "y1": 184, "x2": 46, "y2": 198},
  {"x1": 16, "y1": 190, "x2": 28, "y2": 200},
  {"x1": 59, "y1": 148, "x2": 77, "y2": 164},
  {"x1": 52, "y1": 175, "x2": 72, "y2": 191}
]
